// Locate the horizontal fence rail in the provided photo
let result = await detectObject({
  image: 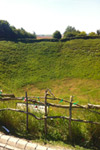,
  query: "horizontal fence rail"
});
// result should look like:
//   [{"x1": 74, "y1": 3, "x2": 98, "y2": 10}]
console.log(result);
[
  {"x1": 0, "y1": 108, "x2": 100, "y2": 125},
  {"x1": 1, "y1": 96, "x2": 100, "y2": 109}
]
